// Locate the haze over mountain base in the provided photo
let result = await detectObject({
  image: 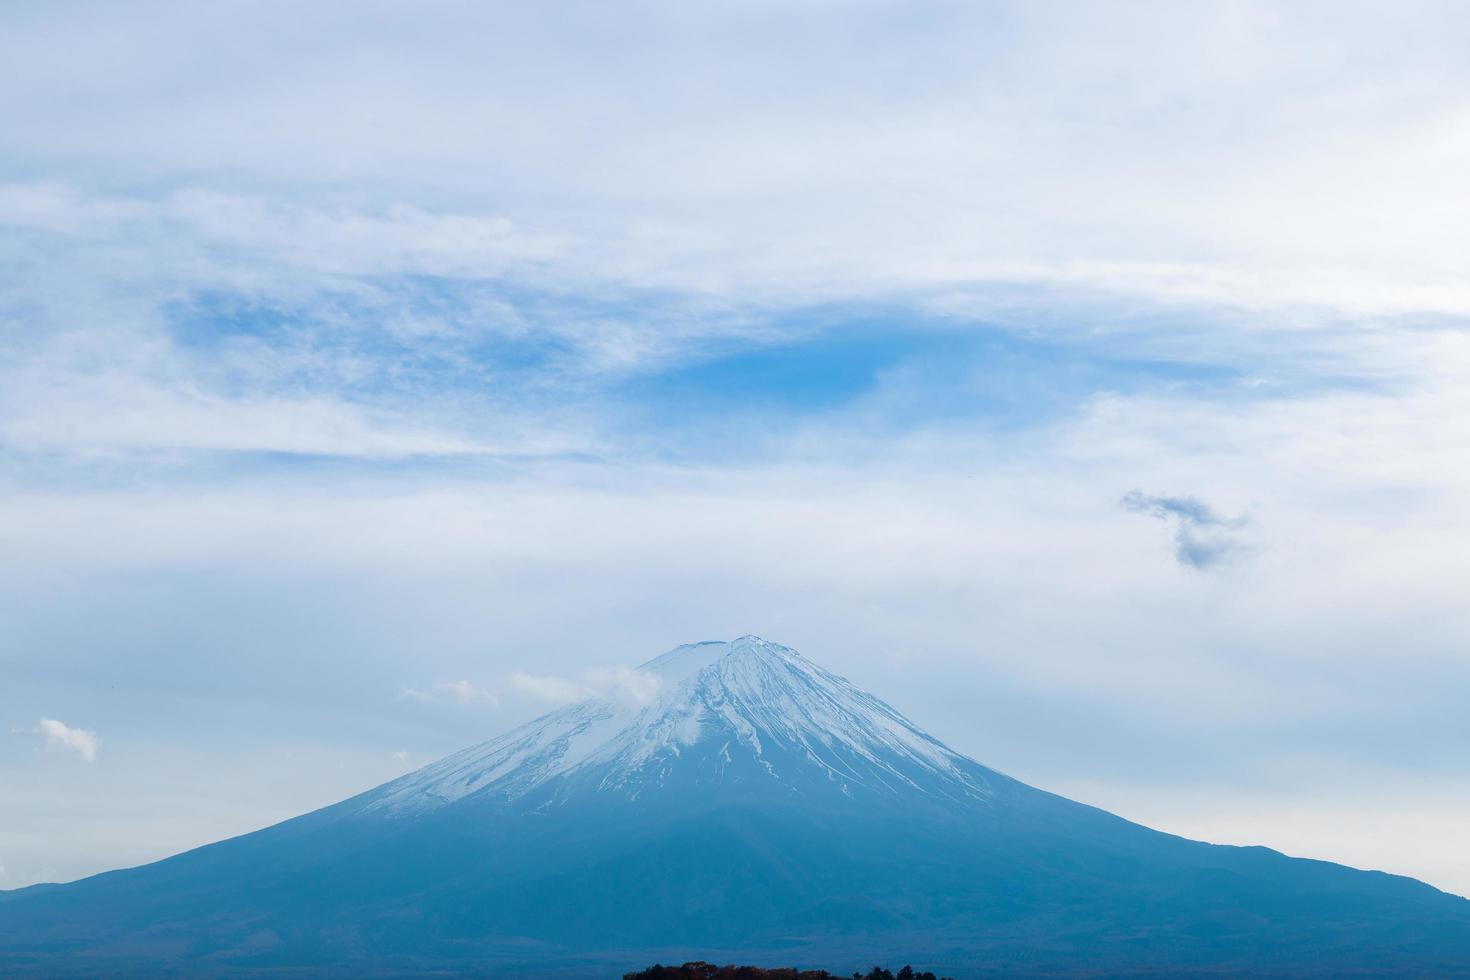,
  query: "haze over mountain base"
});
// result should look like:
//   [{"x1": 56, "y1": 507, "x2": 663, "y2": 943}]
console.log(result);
[{"x1": 3, "y1": 637, "x2": 1468, "y2": 977}]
